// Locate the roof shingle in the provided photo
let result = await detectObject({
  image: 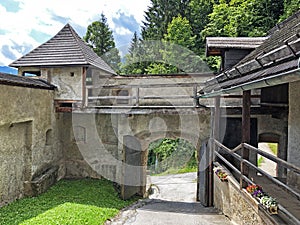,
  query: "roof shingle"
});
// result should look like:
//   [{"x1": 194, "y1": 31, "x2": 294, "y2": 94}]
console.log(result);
[
  {"x1": 10, "y1": 24, "x2": 116, "y2": 75},
  {"x1": 206, "y1": 37, "x2": 267, "y2": 56},
  {"x1": 0, "y1": 72, "x2": 55, "y2": 90},
  {"x1": 202, "y1": 10, "x2": 300, "y2": 96}
]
